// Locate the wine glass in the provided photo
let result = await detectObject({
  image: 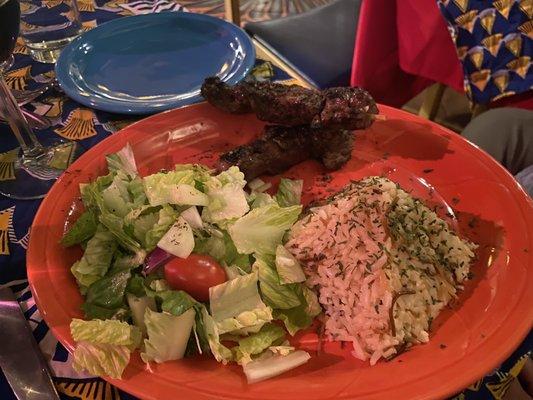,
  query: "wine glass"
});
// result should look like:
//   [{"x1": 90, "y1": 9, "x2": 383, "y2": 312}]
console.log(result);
[{"x1": 0, "y1": 0, "x2": 81, "y2": 200}]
